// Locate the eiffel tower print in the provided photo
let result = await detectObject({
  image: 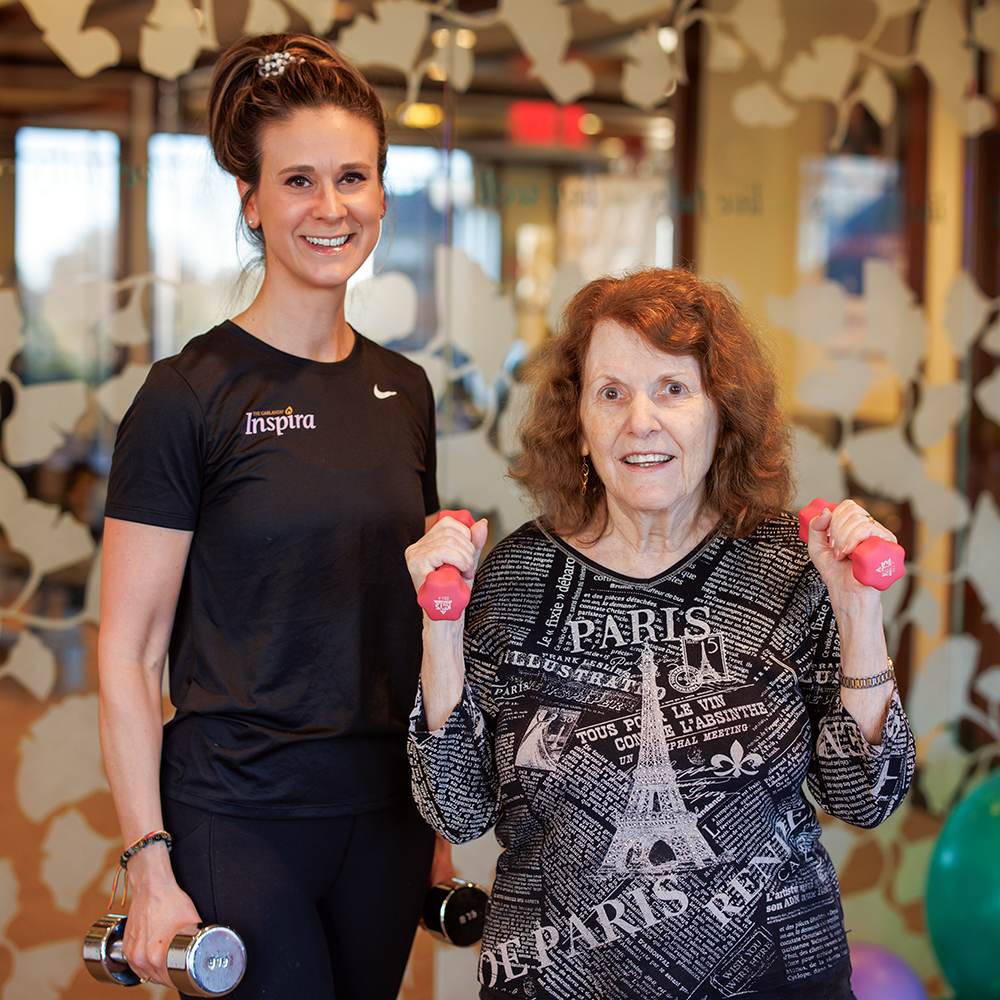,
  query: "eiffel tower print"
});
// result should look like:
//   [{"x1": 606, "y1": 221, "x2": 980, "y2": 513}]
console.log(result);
[{"x1": 602, "y1": 643, "x2": 718, "y2": 873}]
